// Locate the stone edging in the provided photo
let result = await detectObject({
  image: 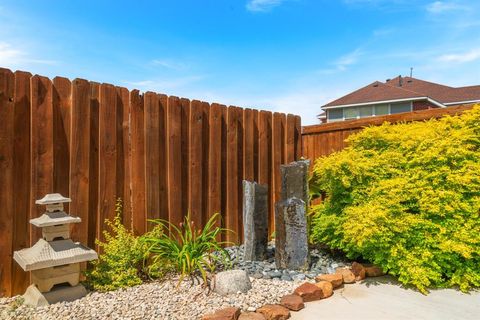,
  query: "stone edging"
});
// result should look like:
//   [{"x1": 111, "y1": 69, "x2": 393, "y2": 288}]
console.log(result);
[{"x1": 201, "y1": 262, "x2": 383, "y2": 320}]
